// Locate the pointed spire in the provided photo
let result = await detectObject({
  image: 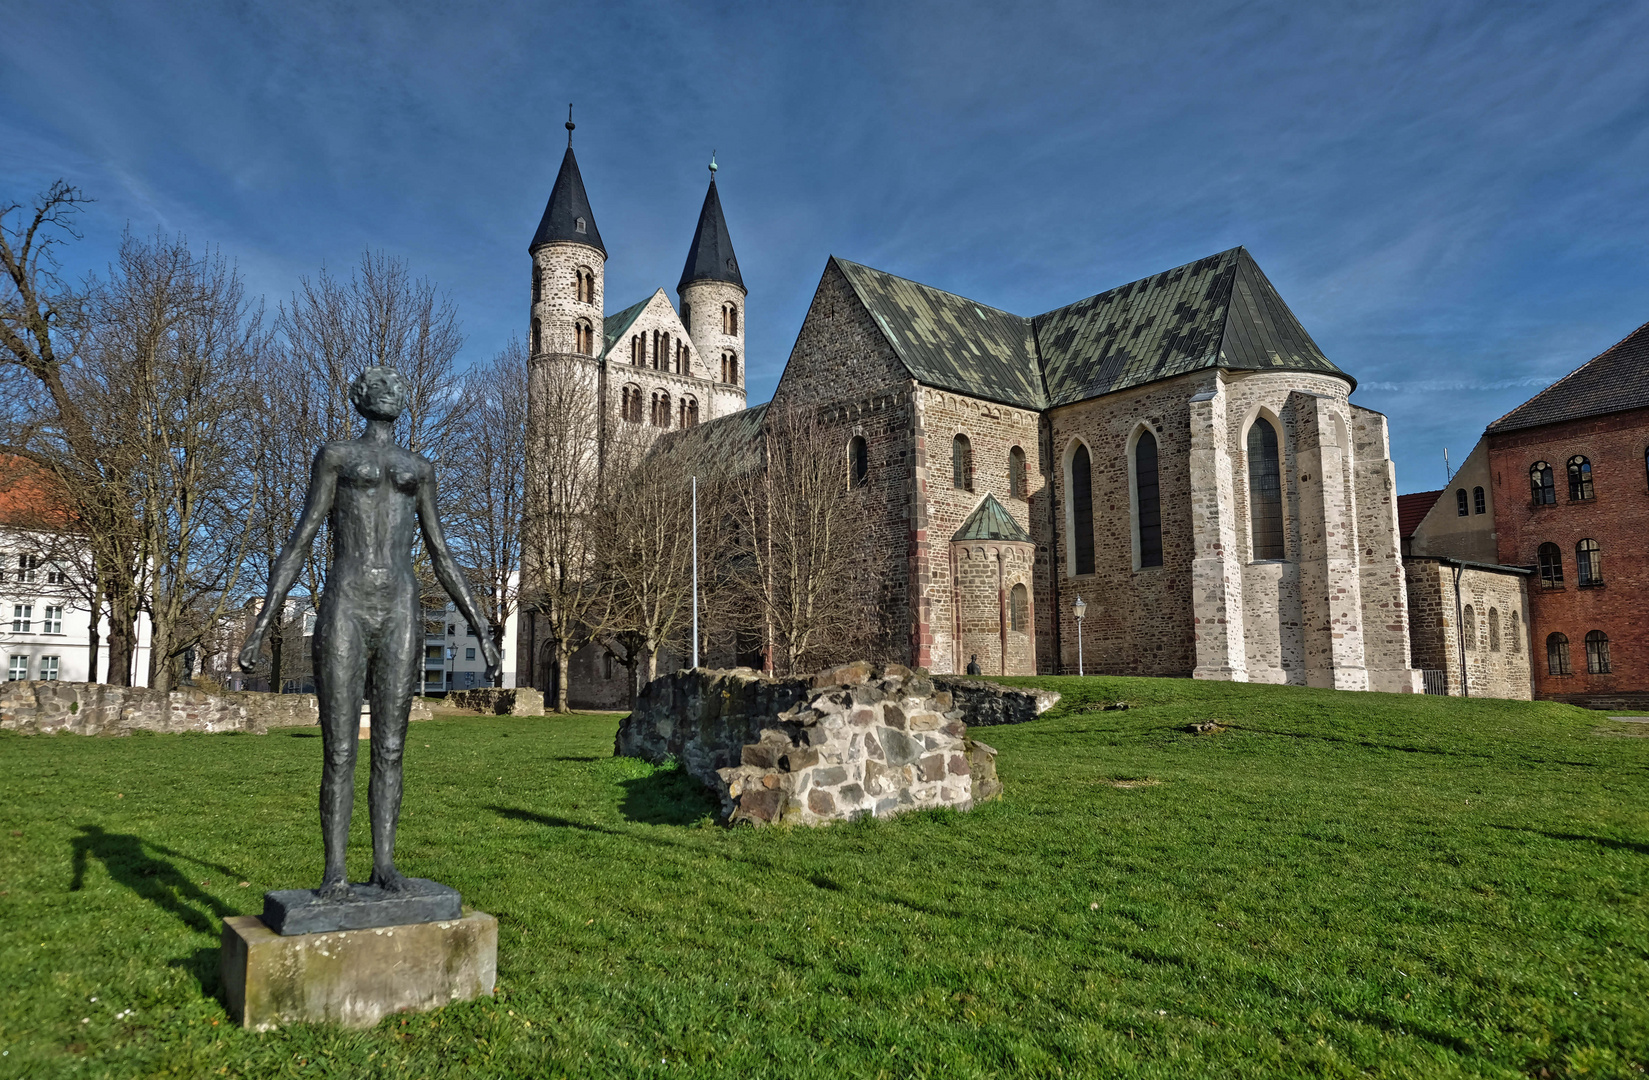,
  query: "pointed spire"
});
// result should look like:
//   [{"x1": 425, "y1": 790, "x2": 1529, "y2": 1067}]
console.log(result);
[
  {"x1": 529, "y1": 136, "x2": 604, "y2": 256},
  {"x1": 677, "y1": 163, "x2": 743, "y2": 293}
]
